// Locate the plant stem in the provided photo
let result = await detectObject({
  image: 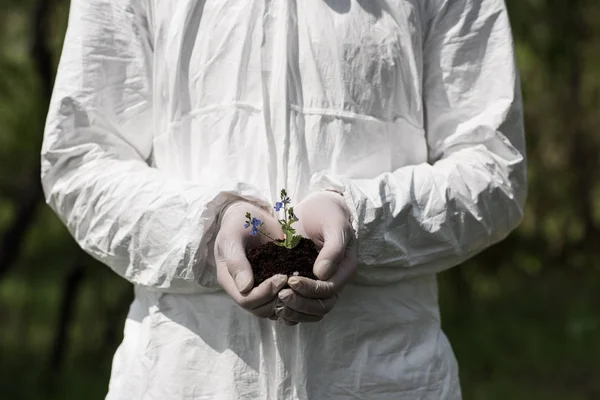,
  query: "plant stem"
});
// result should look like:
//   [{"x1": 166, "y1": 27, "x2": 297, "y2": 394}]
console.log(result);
[{"x1": 259, "y1": 229, "x2": 279, "y2": 243}]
